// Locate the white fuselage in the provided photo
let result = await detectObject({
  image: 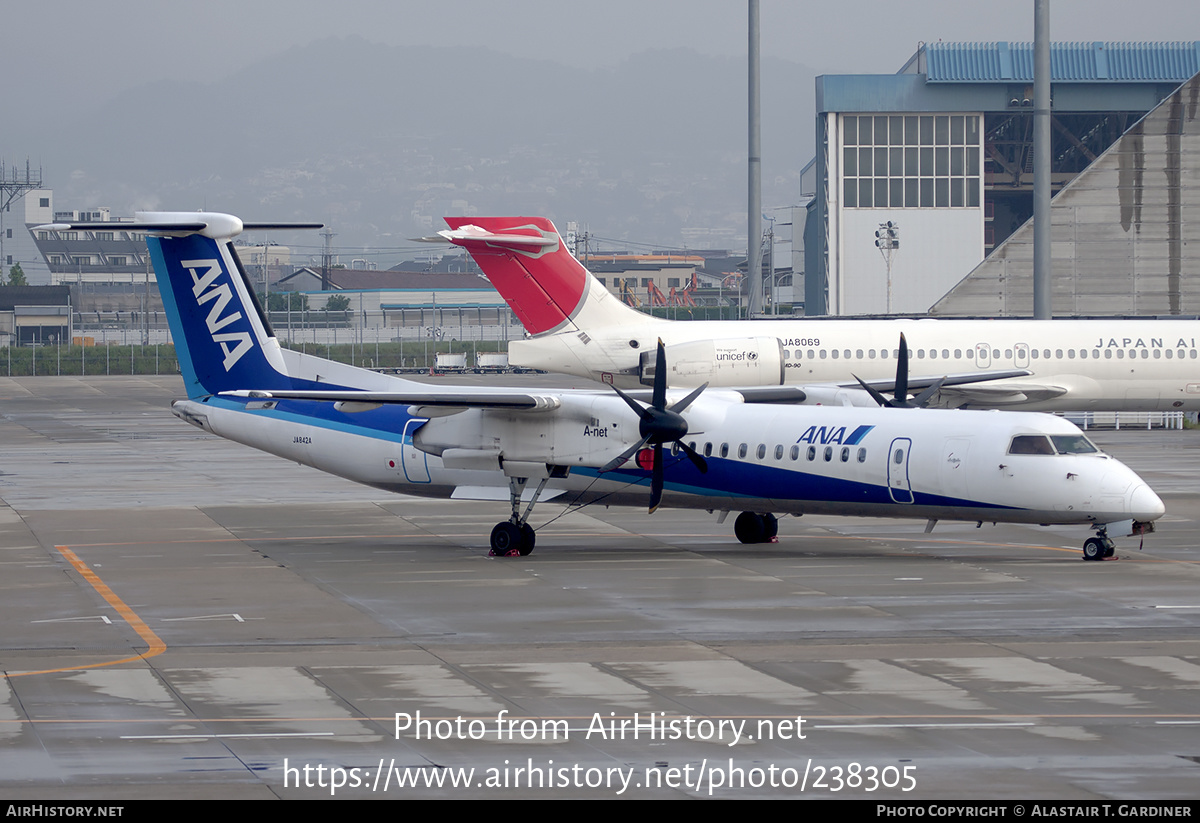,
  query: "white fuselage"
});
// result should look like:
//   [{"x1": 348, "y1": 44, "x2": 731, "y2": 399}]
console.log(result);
[
  {"x1": 510, "y1": 316, "x2": 1200, "y2": 411},
  {"x1": 173, "y1": 390, "x2": 1163, "y2": 528}
]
